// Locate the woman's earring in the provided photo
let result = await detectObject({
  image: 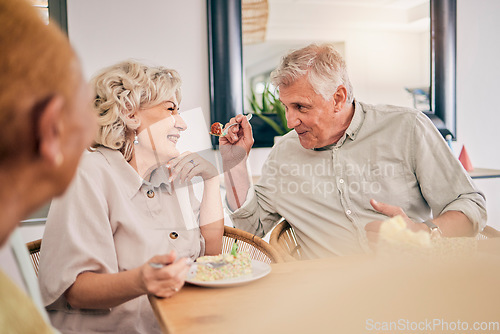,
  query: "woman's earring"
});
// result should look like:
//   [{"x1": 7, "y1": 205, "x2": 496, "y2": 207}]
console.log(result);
[{"x1": 133, "y1": 131, "x2": 139, "y2": 145}]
